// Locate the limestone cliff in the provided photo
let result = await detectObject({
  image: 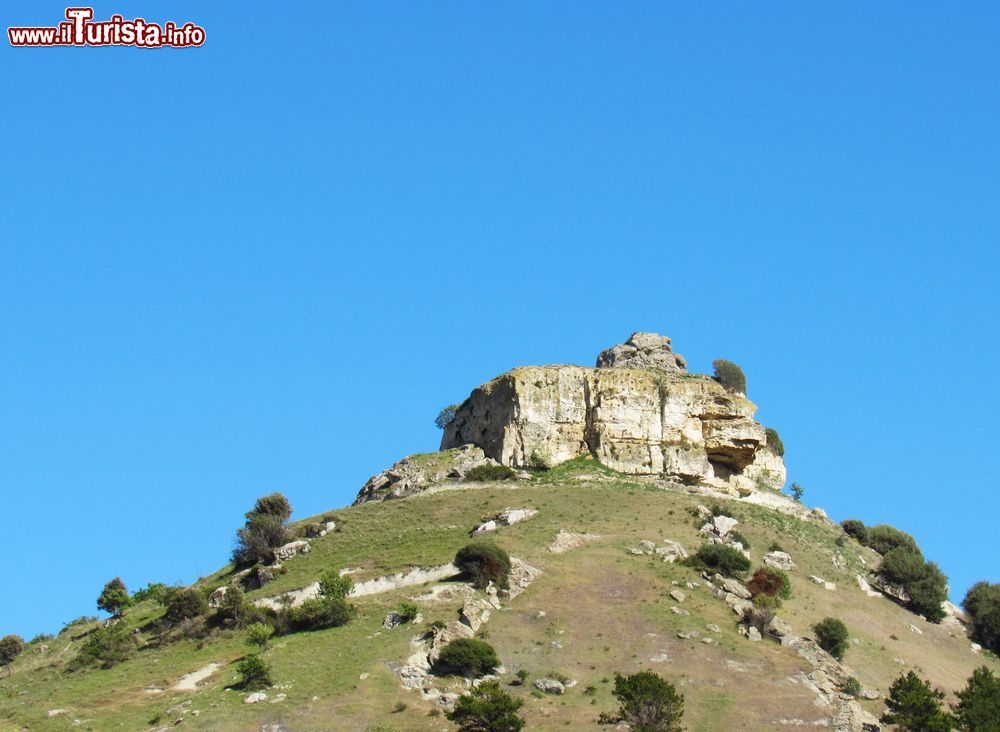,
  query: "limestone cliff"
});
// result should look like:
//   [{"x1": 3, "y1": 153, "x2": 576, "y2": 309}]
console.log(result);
[{"x1": 440, "y1": 333, "x2": 785, "y2": 496}]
